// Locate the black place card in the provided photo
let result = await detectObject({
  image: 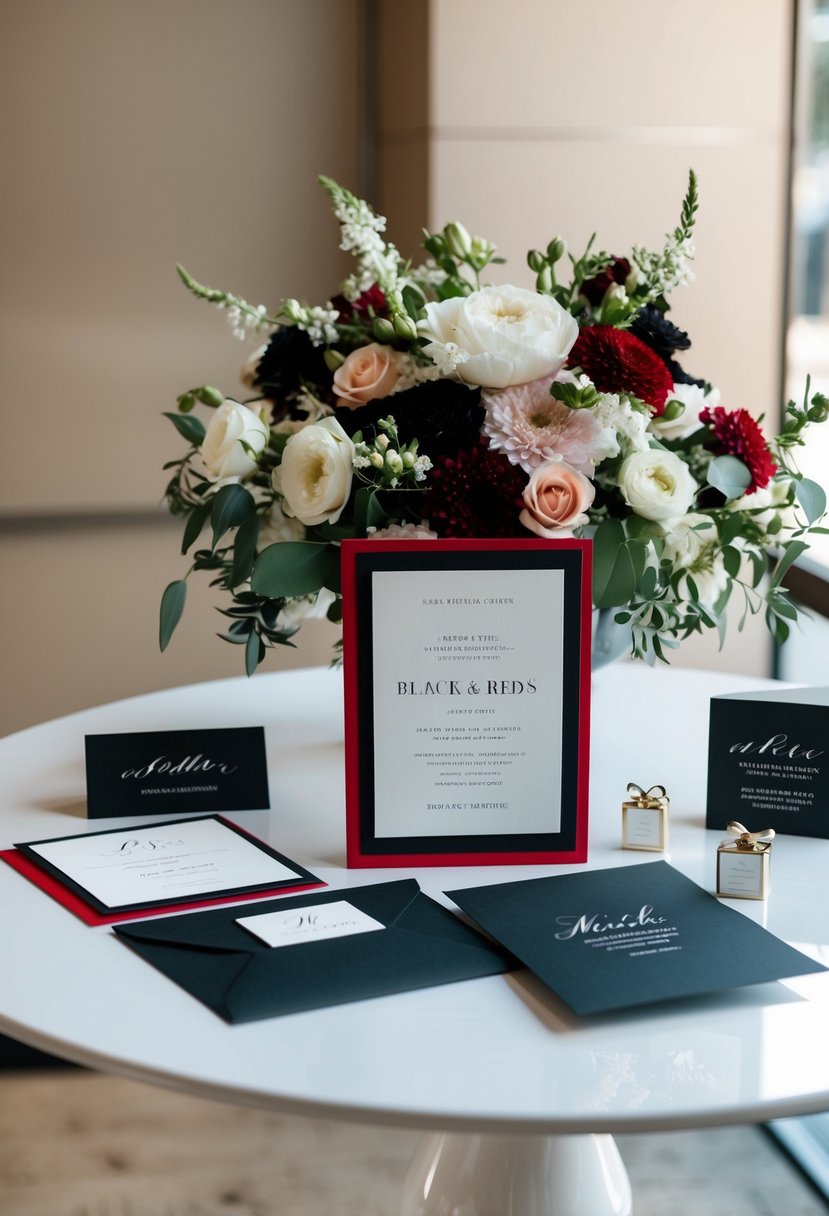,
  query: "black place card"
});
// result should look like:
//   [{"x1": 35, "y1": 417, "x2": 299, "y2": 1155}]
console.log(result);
[
  {"x1": 85, "y1": 726, "x2": 270, "y2": 818},
  {"x1": 448, "y1": 861, "x2": 826, "y2": 1016},
  {"x1": 706, "y1": 688, "x2": 829, "y2": 839}
]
